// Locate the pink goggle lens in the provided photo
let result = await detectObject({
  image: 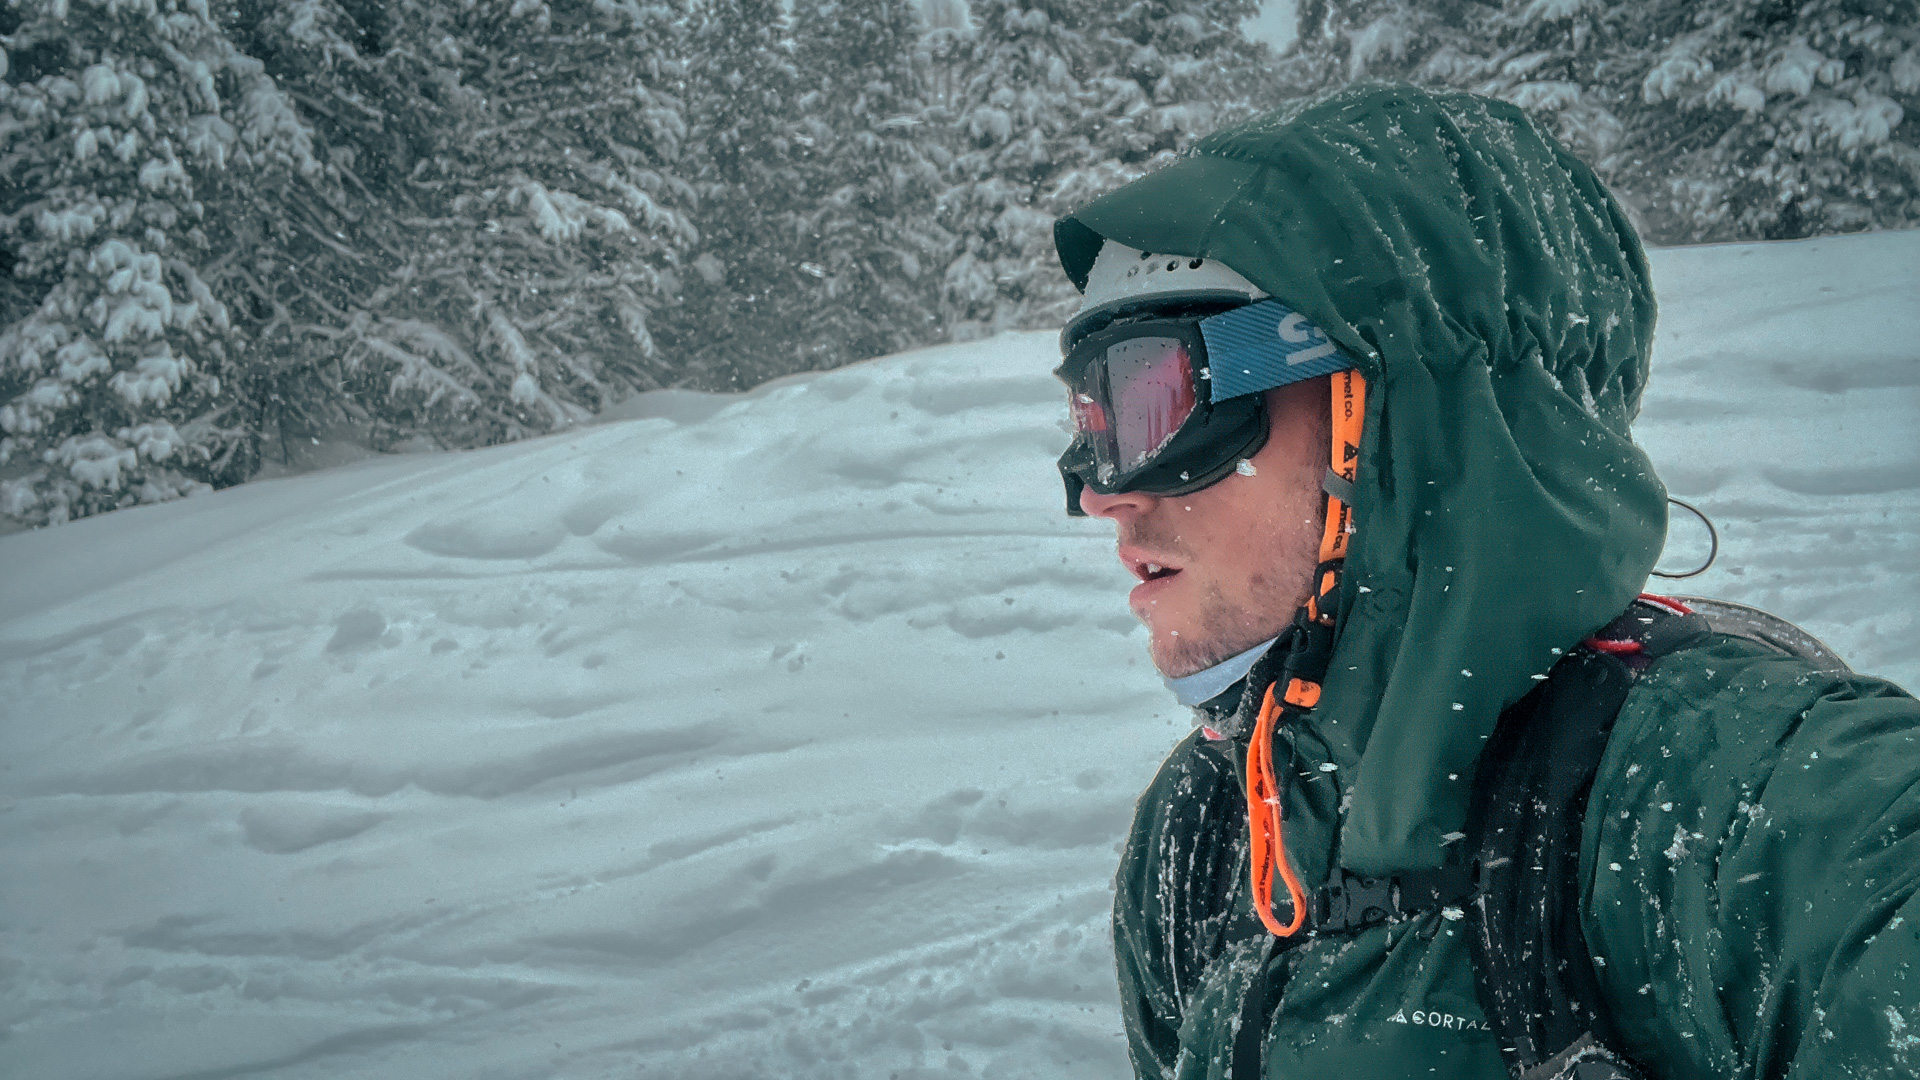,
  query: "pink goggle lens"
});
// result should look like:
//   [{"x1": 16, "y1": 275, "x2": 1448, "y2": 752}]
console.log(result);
[{"x1": 1106, "y1": 336, "x2": 1196, "y2": 470}]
